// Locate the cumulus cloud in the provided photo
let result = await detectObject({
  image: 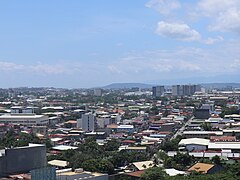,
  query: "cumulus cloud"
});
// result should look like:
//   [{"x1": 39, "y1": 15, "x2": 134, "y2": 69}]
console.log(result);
[
  {"x1": 145, "y1": 0, "x2": 181, "y2": 15},
  {"x1": 197, "y1": 0, "x2": 239, "y2": 16},
  {"x1": 156, "y1": 21, "x2": 201, "y2": 41},
  {"x1": 209, "y1": 8, "x2": 240, "y2": 33},
  {"x1": 196, "y1": 0, "x2": 240, "y2": 34}
]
